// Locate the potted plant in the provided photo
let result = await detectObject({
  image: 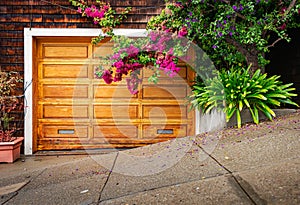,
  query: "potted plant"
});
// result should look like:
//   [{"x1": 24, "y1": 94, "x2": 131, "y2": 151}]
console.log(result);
[{"x1": 0, "y1": 71, "x2": 24, "y2": 163}]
